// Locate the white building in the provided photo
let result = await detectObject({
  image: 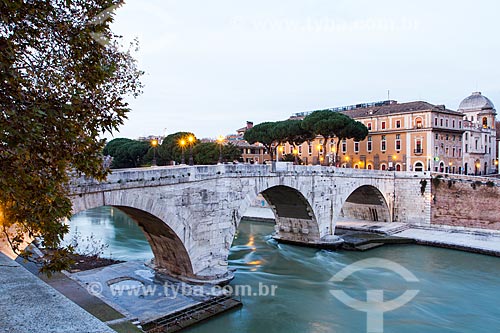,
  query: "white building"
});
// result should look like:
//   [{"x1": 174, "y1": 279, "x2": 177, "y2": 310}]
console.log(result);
[{"x1": 458, "y1": 92, "x2": 497, "y2": 175}]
